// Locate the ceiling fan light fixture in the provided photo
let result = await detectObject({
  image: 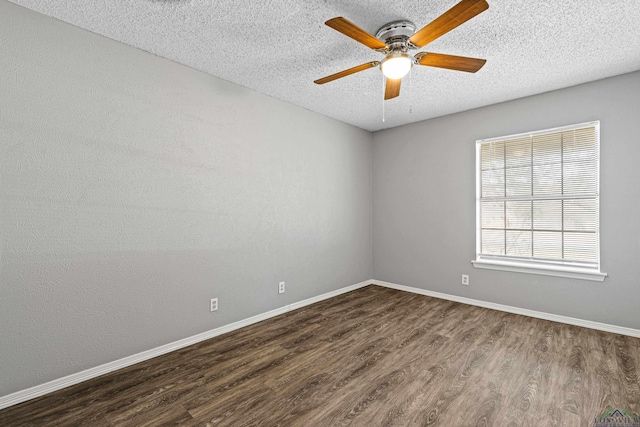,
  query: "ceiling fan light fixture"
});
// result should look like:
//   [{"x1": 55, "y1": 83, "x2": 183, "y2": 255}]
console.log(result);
[
  {"x1": 380, "y1": 53, "x2": 412, "y2": 79},
  {"x1": 315, "y1": 0, "x2": 490, "y2": 100}
]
